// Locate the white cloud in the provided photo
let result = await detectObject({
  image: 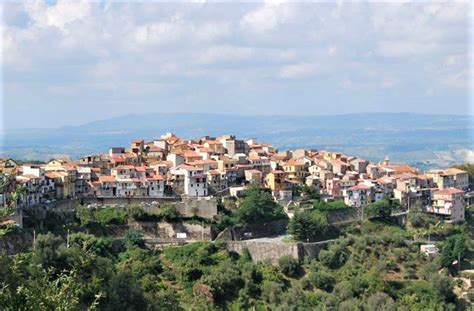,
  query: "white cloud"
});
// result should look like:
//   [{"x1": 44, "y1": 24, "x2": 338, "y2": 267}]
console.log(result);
[
  {"x1": 2, "y1": 1, "x2": 471, "y2": 128},
  {"x1": 278, "y1": 62, "x2": 319, "y2": 79}
]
